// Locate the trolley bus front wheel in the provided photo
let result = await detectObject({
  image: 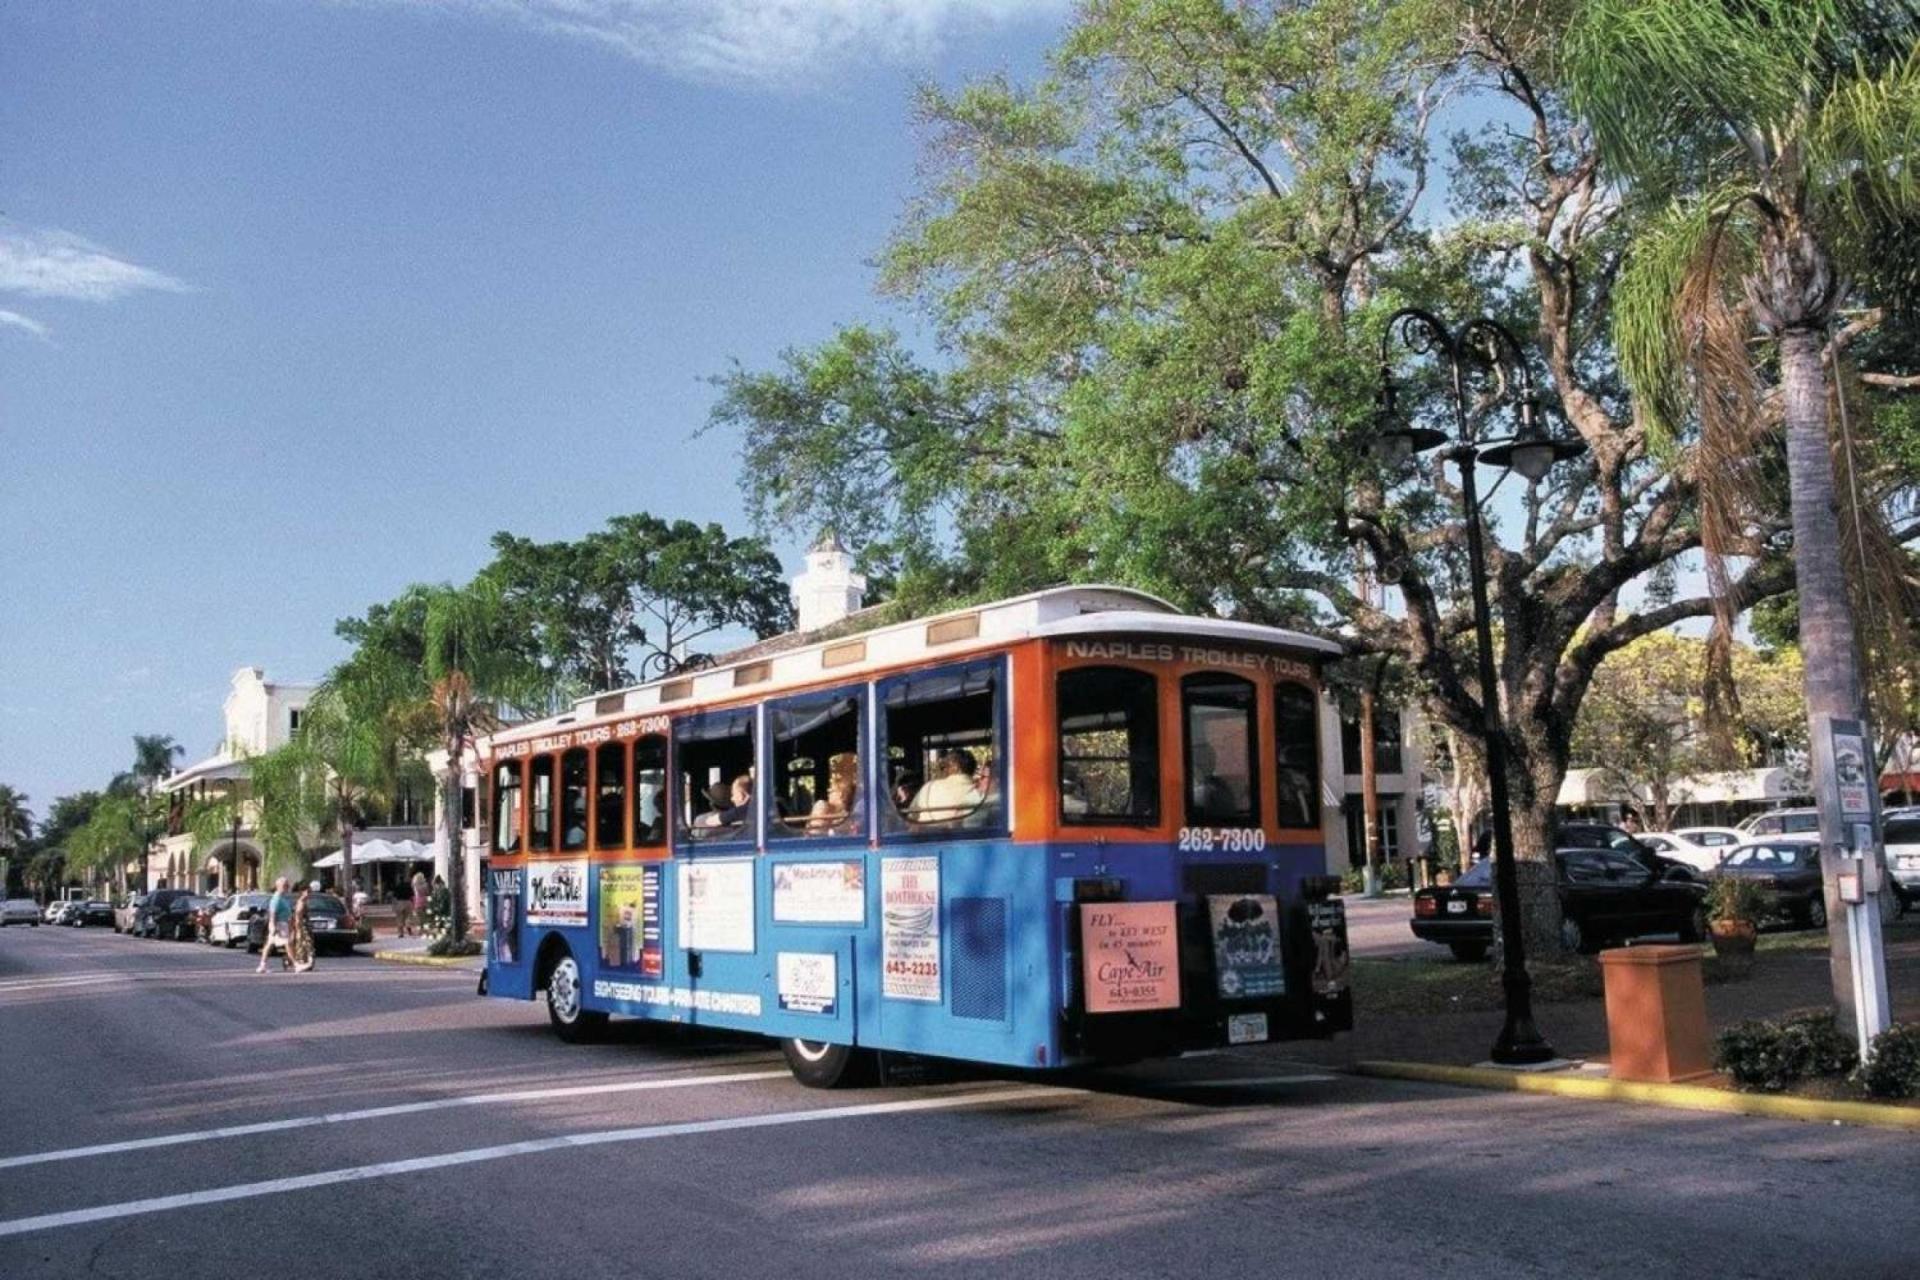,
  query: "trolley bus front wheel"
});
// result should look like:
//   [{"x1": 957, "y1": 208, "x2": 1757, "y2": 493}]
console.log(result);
[
  {"x1": 544, "y1": 950, "x2": 608, "y2": 1044},
  {"x1": 781, "y1": 1037, "x2": 876, "y2": 1089}
]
